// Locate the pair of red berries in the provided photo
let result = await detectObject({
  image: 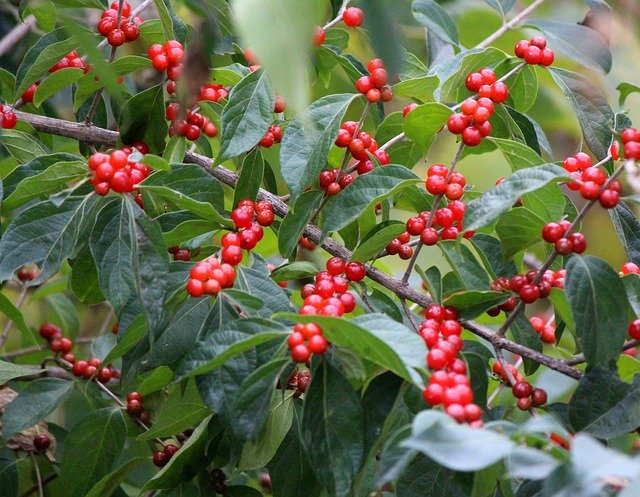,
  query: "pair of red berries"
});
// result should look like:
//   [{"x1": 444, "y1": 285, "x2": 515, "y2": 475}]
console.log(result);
[
  {"x1": 514, "y1": 36, "x2": 554, "y2": 66},
  {"x1": 530, "y1": 316, "x2": 557, "y2": 344},
  {"x1": 318, "y1": 168, "x2": 353, "y2": 196},
  {"x1": 97, "y1": 2, "x2": 141, "y2": 47},
  {"x1": 165, "y1": 103, "x2": 218, "y2": 141},
  {"x1": 153, "y1": 443, "x2": 179, "y2": 467},
  {"x1": 22, "y1": 51, "x2": 91, "y2": 103},
  {"x1": 186, "y1": 256, "x2": 236, "y2": 297},
  {"x1": 259, "y1": 124, "x2": 283, "y2": 148},
  {"x1": 88, "y1": 145, "x2": 152, "y2": 195},
  {"x1": 541, "y1": 221, "x2": 587, "y2": 255},
  {"x1": 0, "y1": 103, "x2": 17, "y2": 129},
  {"x1": 195, "y1": 83, "x2": 229, "y2": 103},
  {"x1": 355, "y1": 59, "x2": 394, "y2": 104},
  {"x1": 126, "y1": 391, "x2": 151, "y2": 425},
  {"x1": 425, "y1": 163, "x2": 466, "y2": 200},
  {"x1": 620, "y1": 127, "x2": 640, "y2": 161}
]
